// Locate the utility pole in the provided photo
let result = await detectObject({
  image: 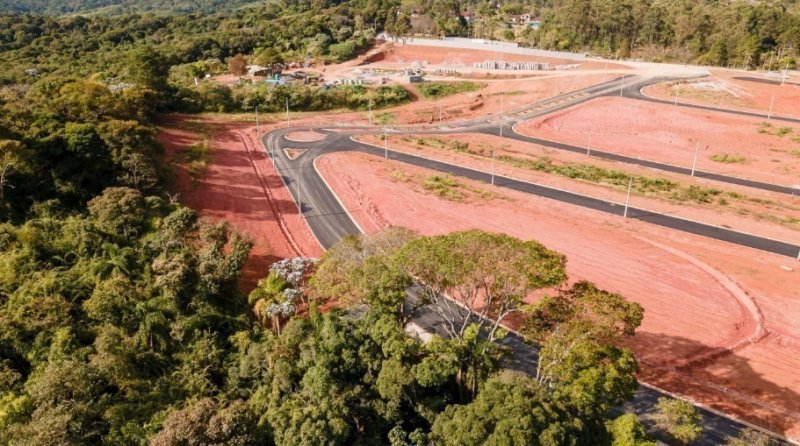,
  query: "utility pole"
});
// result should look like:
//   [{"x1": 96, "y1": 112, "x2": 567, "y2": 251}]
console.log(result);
[
  {"x1": 285, "y1": 98, "x2": 290, "y2": 128},
  {"x1": 368, "y1": 97, "x2": 373, "y2": 126},
  {"x1": 691, "y1": 141, "x2": 701, "y2": 176},
  {"x1": 623, "y1": 177, "x2": 633, "y2": 218},
  {"x1": 384, "y1": 129, "x2": 388, "y2": 159},
  {"x1": 439, "y1": 102, "x2": 443, "y2": 126},
  {"x1": 296, "y1": 166, "x2": 303, "y2": 215},
  {"x1": 619, "y1": 77, "x2": 624, "y2": 97},
  {"x1": 674, "y1": 85, "x2": 680, "y2": 106},
  {"x1": 603, "y1": 60, "x2": 608, "y2": 83},
  {"x1": 255, "y1": 105, "x2": 260, "y2": 136},
  {"x1": 768, "y1": 93, "x2": 776, "y2": 120},
  {"x1": 493, "y1": 94, "x2": 503, "y2": 186},
  {"x1": 587, "y1": 129, "x2": 592, "y2": 155},
  {"x1": 782, "y1": 64, "x2": 789, "y2": 85}
]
